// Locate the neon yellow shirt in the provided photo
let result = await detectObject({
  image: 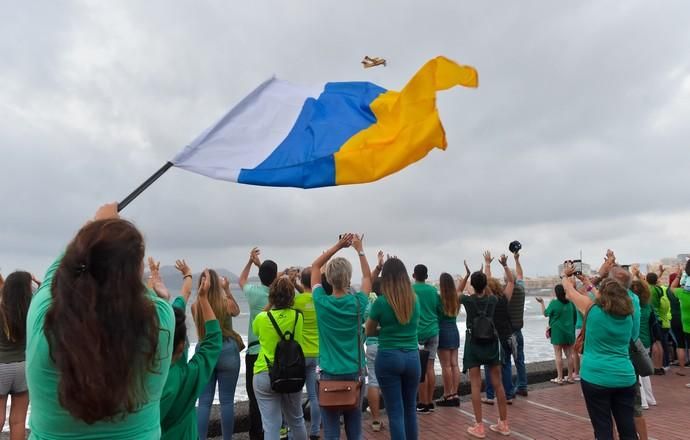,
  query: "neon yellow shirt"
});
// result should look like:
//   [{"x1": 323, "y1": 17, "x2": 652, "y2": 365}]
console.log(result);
[
  {"x1": 293, "y1": 291, "x2": 319, "y2": 357},
  {"x1": 253, "y1": 308, "x2": 304, "y2": 374}
]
